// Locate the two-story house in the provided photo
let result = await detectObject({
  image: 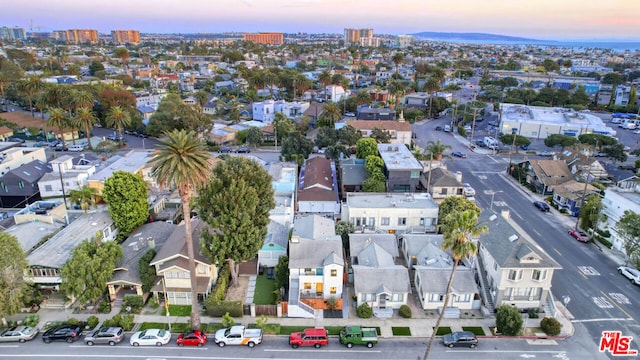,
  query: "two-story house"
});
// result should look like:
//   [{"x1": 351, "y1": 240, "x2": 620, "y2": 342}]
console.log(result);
[
  {"x1": 377, "y1": 144, "x2": 423, "y2": 192},
  {"x1": 356, "y1": 105, "x2": 395, "y2": 120},
  {"x1": 38, "y1": 155, "x2": 96, "y2": 199},
  {"x1": 149, "y1": 218, "x2": 218, "y2": 305},
  {"x1": 0, "y1": 160, "x2": 51, "y2": 208},
  {"x1": 552, "y1": 180, "x2": 600, "y2": 216},
  {"x1": 341, "y1": 192, "x2": 438, "y2": 234},
  {"x1": 421, "y1": 168, "x2": 465, "y2": 203},
  {"x1": 297, "y1": 156, "x2": 340, "y2": 218},
  {"x1": 599, "y1": 180, "x2": 640, "y2": 254},
  {"x1": 346, "y1": 120, "x2": 413, "y2": 146},
  {"x1": 476, "y1": 211, "x2": 562, "y2": 313},
  {"x1": 518, "y1": 159, "x2": 572, "y2": 195},
  {"x1": 288, "y1": 215, "x2": 344, "y2": 318},
  {"x1": 338, "y1": 158, "x2": 367, "y2": 199}
]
